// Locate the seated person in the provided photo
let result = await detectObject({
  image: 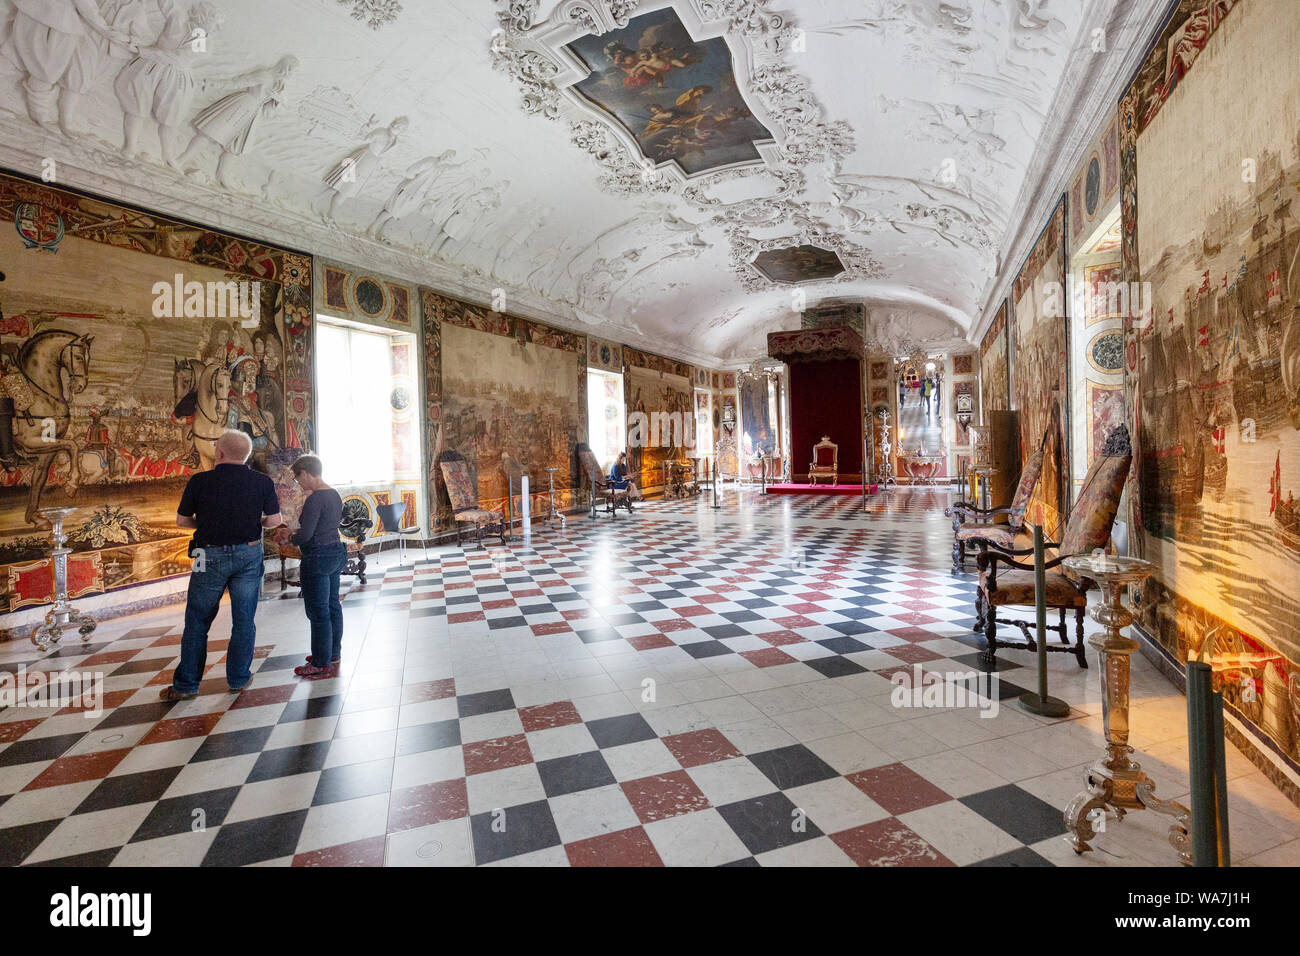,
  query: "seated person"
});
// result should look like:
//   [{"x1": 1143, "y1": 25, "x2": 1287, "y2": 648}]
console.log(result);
[{"x1": 607, "y1": 451, "x2": 641, "y2": 503}]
